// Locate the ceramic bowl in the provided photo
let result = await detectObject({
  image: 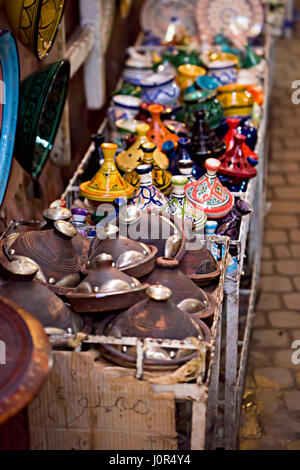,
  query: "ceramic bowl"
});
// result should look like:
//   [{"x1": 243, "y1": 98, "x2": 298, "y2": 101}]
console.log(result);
[
  {"x1": 217, "y1": 84, "x2": 254, "y2": 118},
  {"x1": 14, "y1": 60, "x2": 70, "y2": 180},
  {"x1": 1, "y1": 0, "x2": 66, "y2": 60},
  {"x1": 140, "y1": 73, "x2": 180, "y2": 107},
  {"x1": 176, "y1": 64, "x2": 206, "y2": 96},
  {"x1": 195, "y1": 75, "x2": 221, "y2": 91},
  {"x1": 204, "y1": 52, "x2": 239, "y2": 86},
  {"x1": 112, "y1": 95, "x2": 142, "y2": 120},
  {"x1": 0, "y1": 29, "x2": 19, "y2": 206}
]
